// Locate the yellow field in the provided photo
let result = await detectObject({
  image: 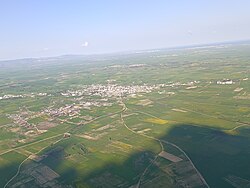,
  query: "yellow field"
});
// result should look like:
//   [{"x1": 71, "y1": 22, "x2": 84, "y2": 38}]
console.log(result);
[
  {"x1": 111, "y1": 141, "x2": 133, "y2": 150},
  {"x1": 144, "y1": 118, "x2": 168, "y2": 125},
  {"x1": 238, "y1": 107, "x2": 250, "y2": 112}
]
